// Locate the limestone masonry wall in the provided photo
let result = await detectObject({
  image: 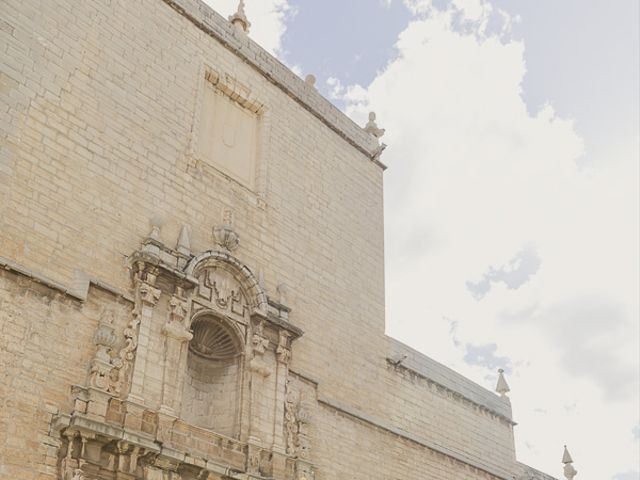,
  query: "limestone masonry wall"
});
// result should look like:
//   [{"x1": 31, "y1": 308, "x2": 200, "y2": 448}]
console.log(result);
[{"x1": 0, "y1": 0, "x2": 535, "y2": 478}]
